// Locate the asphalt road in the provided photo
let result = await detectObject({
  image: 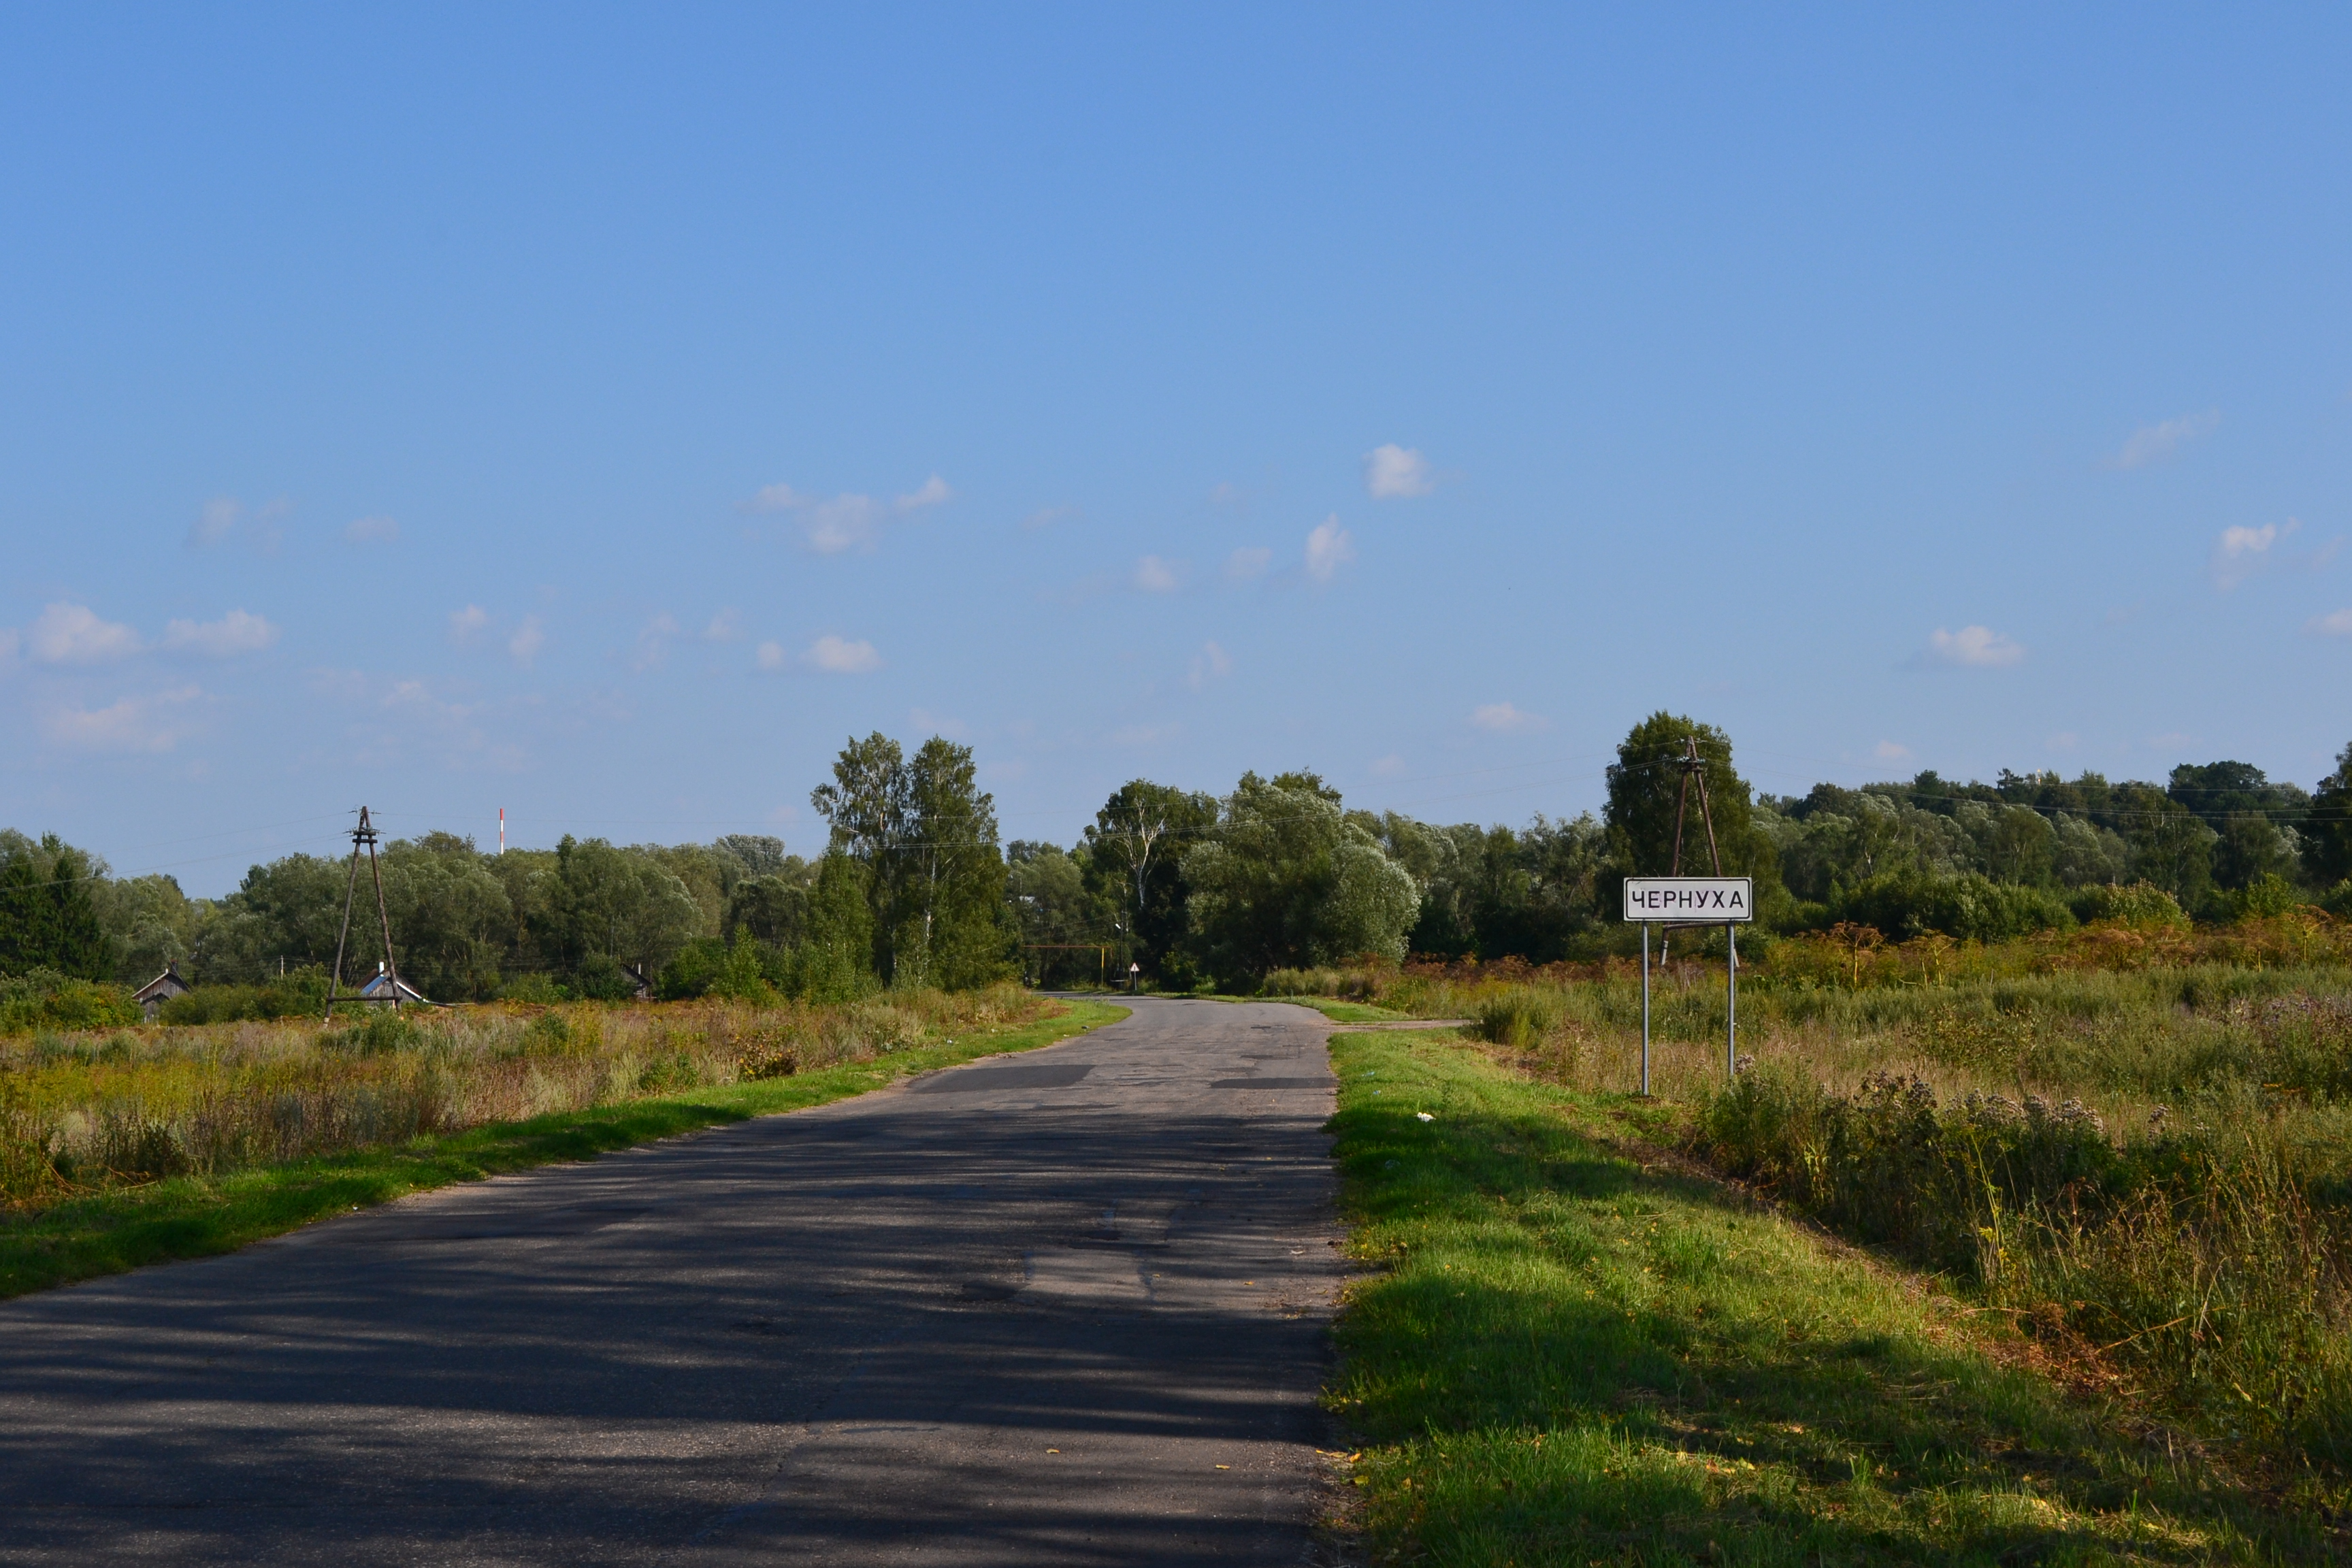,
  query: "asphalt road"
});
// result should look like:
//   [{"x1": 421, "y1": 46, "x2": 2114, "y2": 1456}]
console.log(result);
[{"x1": 0, "y1": 998, "x2": 1351, "y2": 1566}]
